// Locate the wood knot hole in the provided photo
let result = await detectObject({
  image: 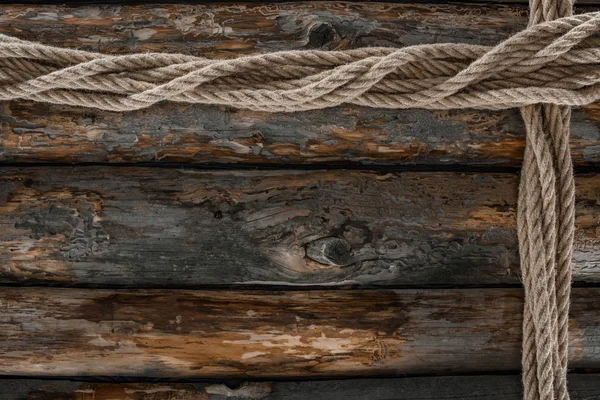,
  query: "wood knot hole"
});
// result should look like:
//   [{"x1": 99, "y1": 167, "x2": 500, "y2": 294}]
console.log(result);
[
  {"x1": 307, "y1": 23, "x2": 337, "y2": 49},
  {"x1": 306, "y1": 237, "x2": 354, "y2": 267}
]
